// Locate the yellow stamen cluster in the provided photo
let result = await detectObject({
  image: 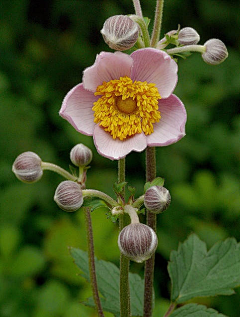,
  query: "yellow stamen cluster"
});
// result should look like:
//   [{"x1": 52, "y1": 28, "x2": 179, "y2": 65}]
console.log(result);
[{"x1": 92, "y1": 76, "x2": 161, "y2": 140}]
